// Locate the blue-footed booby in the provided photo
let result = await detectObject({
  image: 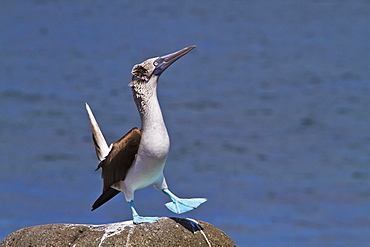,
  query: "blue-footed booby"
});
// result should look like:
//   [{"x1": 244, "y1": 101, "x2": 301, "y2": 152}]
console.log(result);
[{"x1": 86, "y1": 45, "x2": 207, "y2": 224}]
